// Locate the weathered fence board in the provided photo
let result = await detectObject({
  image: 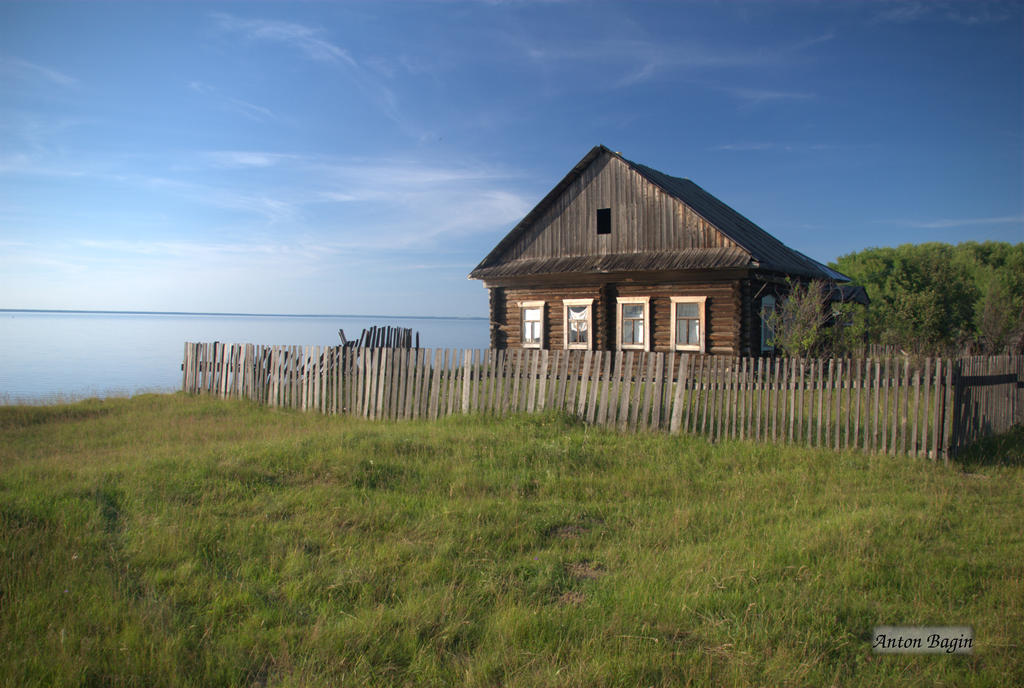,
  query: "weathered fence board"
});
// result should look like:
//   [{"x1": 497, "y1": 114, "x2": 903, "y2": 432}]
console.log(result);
[{"x1": 182, "y1": 343, "x2": 1022, "y2": 461}]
